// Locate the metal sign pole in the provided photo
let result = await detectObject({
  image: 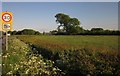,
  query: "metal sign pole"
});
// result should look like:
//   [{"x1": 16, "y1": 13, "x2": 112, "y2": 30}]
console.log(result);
[{"x1": 6, "y1": 29, "x2": 8, "y2": 50}]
